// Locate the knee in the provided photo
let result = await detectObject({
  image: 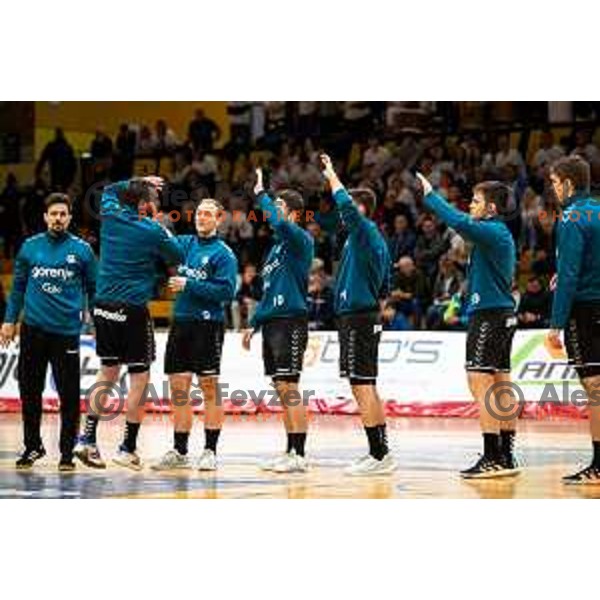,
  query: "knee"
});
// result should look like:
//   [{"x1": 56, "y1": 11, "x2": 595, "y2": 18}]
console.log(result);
[
  {"x1": 200, "y1": 377, "x2": 218, "y2": 401},
  {"x1": 170, "y1": 374, "x2": 192, "y2": 393},
  {"x1": 100, "y1": 365, "x2": 120, "y2": 383}
]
